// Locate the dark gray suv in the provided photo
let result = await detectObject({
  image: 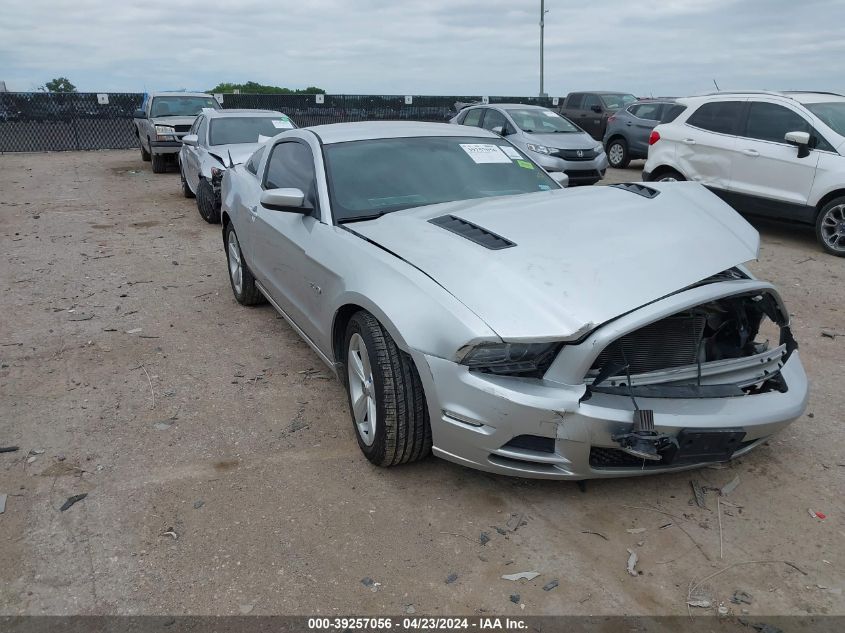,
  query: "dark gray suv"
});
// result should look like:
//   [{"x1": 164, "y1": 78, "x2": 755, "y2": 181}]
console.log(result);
[{"x1": 602, "y1": 99, "x2": 685, "y2": 168}]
